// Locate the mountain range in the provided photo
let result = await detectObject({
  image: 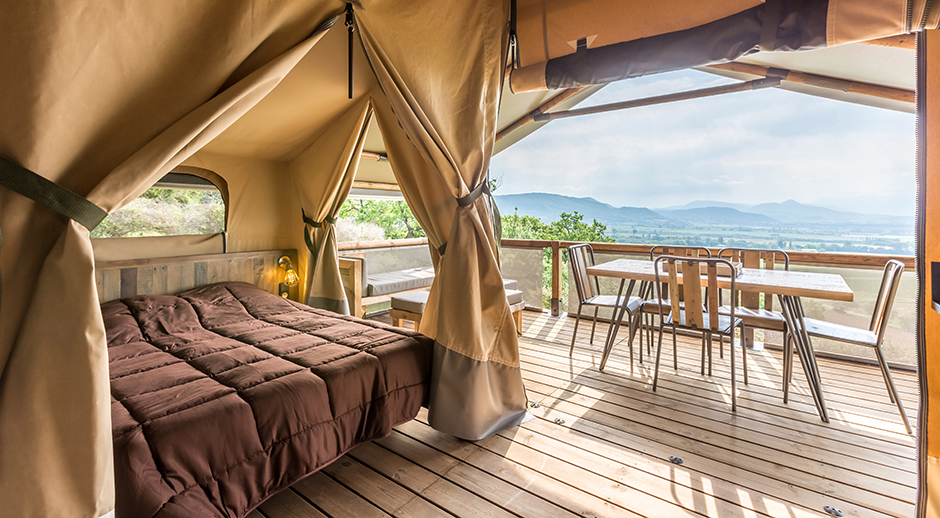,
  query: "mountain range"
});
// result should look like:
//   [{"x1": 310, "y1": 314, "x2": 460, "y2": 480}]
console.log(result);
[{"x1": 494, "y1": 192, "x2": 911, "y2": 227}]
